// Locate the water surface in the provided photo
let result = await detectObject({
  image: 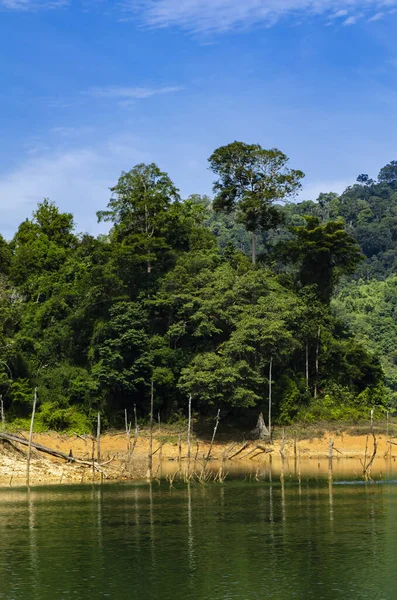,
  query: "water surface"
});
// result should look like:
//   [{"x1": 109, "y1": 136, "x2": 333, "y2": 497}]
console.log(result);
[{"x1": 0, "y1": 478, "x2": 396, "y2": 599}]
